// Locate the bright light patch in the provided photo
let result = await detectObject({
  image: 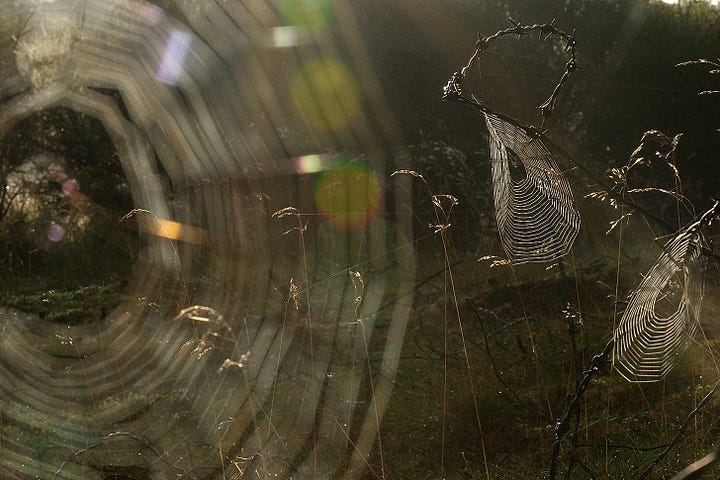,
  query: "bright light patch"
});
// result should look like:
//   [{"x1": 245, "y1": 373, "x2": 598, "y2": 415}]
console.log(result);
[
  {"x1": 138, "y1": 217, "x2": 207, "y2": 245},
  {"x1": 47, "y1": 223, "x2": 65, "y2": 242},
  {"x1": 293, "y1": 154, "x2": 336, "y2": 174},
  {"x1": 156, "y1": 218, "x2": 182, "y2": 240},
  {"x1": 61, "y1": 178, "x2": 78, "y2": 196},
  {"x1": 271, "y1": 26, "x2": 301, "y2": 48},
  {"x1": 291, "y1": 58, "x2": 361, "y2": 132},
  {"x1": 157, "y1": 29, "x2": 191, "y2": 85},
  {"x1": 314, "y1": 160, "x2": 382, "y2": 230}
]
